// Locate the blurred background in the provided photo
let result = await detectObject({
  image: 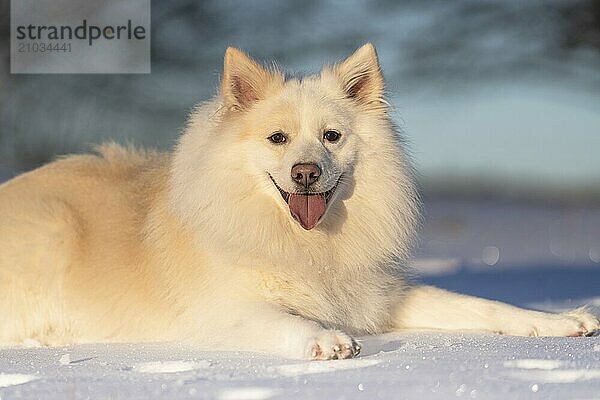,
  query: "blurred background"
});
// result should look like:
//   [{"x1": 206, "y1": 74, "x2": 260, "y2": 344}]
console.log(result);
[{"x1": 1, "y1": 0, "x2": 600, "y2": 302}]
